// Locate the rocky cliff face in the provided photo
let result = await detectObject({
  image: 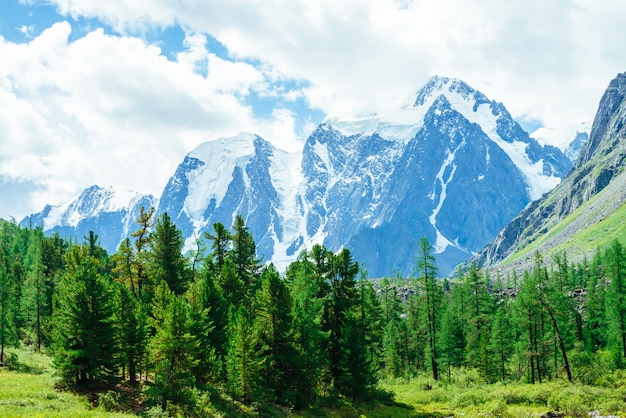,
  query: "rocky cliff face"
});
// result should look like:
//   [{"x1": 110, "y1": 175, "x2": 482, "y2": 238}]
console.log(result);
[{"x1": 471, "y1": 72, "x2": 626, "y2": 271}]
